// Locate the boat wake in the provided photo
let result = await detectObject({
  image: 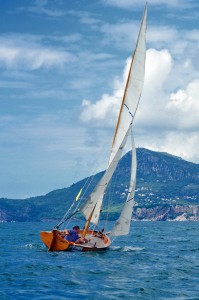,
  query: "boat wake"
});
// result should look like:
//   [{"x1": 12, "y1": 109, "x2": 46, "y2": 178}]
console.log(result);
[
  {"x1": 123, "y1": 246, "x2": 144, "y2": 252},
  {"x1": 110, "y1": 245, "x2": 144, "y2": 252}
]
